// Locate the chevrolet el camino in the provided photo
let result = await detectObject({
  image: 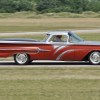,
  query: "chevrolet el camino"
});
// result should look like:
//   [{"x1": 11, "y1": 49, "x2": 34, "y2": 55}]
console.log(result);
[{"x1": 0, "y1": 31, "x2": 100, "y2": 65}]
